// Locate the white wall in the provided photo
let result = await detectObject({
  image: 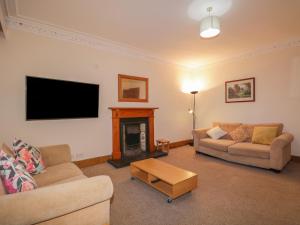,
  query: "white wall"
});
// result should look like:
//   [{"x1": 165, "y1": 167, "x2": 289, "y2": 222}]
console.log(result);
[
  {"x1": 0, "y1": 30, "x2": 192, "y2": 160},
  {"x1": 192, "y1": 47, "x2": 300, "y2": 156}
]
